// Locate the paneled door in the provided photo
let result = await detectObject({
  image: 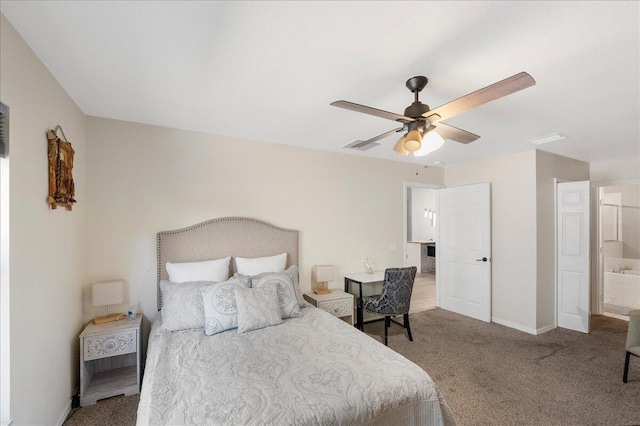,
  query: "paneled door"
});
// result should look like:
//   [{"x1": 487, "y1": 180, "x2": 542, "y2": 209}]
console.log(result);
[
  {"x1": 557, "y1": 181, "x2": 590, "y2": 333},
  {"x1": 438, "y1": 183, "x2": 491, "y2": 322}
]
